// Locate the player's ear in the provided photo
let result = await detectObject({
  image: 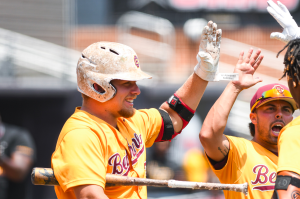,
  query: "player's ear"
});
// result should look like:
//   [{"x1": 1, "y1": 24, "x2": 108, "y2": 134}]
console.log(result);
[{"x1": 250, "y1": 112, "x2": 257, "y2": 125}]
